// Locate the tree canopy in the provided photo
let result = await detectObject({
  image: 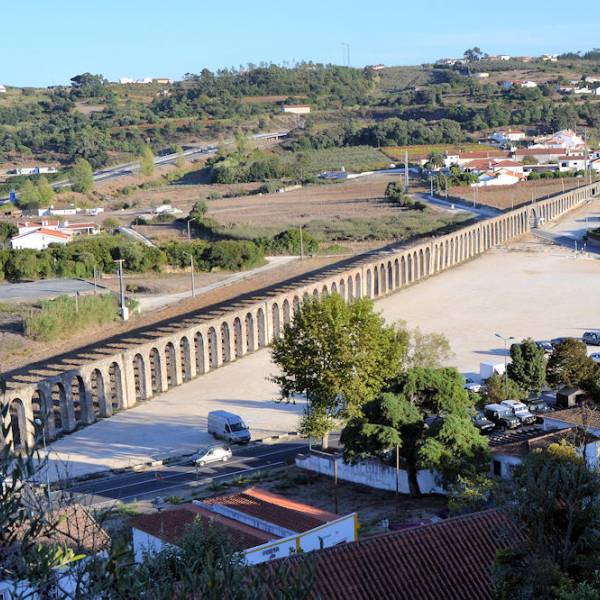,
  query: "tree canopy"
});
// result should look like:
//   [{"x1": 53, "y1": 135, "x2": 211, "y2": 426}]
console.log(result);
[
  {"x1": 546, "y1": 338, "x2": 597, "y2": 388},
  {"x1": 507, "y1": 338, "x2": 546, "y2": 393}
]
